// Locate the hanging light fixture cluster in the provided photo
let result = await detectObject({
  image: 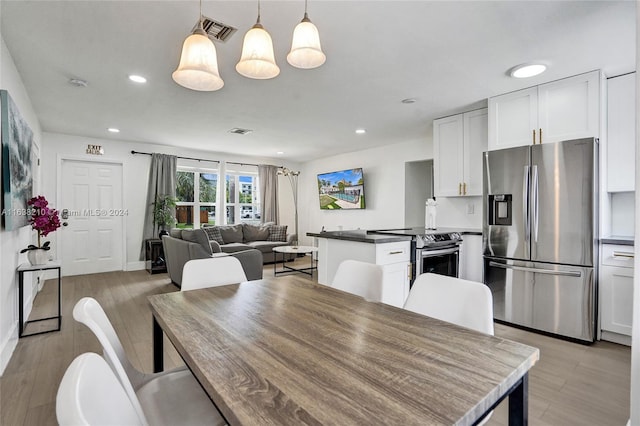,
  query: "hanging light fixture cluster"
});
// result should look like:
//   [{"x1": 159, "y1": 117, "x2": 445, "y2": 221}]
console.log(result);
[{"x1": 172, "y1": 0, "x2": 325, "y2": 91}]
